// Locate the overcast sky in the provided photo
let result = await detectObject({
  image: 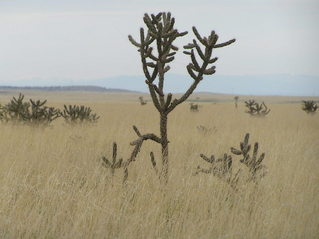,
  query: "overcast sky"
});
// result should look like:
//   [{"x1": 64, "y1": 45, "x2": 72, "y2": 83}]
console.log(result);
[{"x1": 0, "y1": 0, "x2": 318, "y2": 85}]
